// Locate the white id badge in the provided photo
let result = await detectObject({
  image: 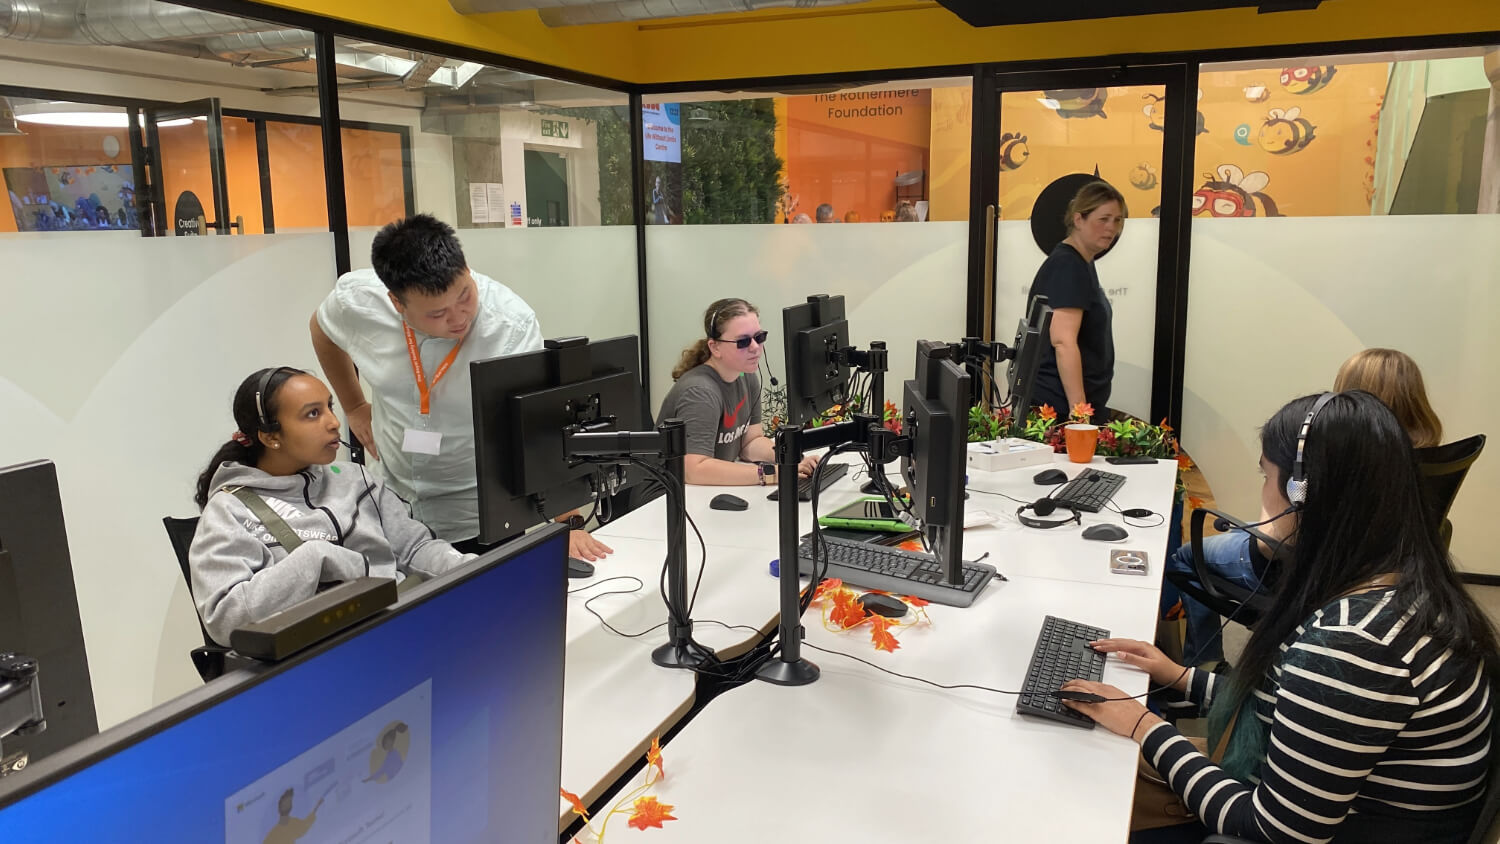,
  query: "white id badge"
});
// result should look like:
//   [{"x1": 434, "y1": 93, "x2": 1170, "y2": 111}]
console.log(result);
[{"x1": 402, "y1": 429, "x2": 443, "y2": 455}]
